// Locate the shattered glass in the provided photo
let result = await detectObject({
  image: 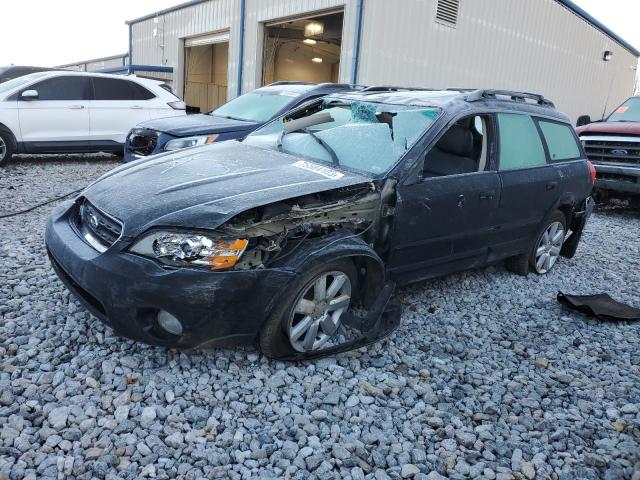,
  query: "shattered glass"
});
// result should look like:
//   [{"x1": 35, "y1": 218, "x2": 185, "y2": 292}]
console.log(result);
[{"x1": 246, "y1": 100, "x2": 441, "y2": 175}]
